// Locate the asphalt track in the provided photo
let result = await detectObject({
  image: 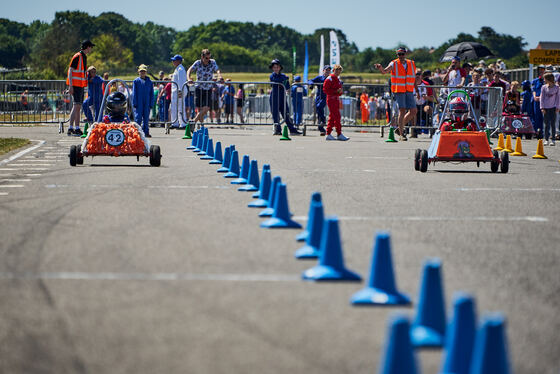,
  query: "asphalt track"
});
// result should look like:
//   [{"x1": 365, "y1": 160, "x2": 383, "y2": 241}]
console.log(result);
[{"x1": 0, "y1": 124, "x2": 559, "y2": 373}]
